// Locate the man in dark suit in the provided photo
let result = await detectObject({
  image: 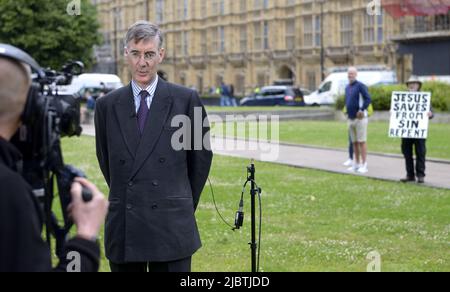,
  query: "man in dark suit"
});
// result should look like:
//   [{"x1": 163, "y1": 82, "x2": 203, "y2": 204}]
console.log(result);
[{"x1": 95, "y1": 21, "x2": 213, "y2": 272}]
